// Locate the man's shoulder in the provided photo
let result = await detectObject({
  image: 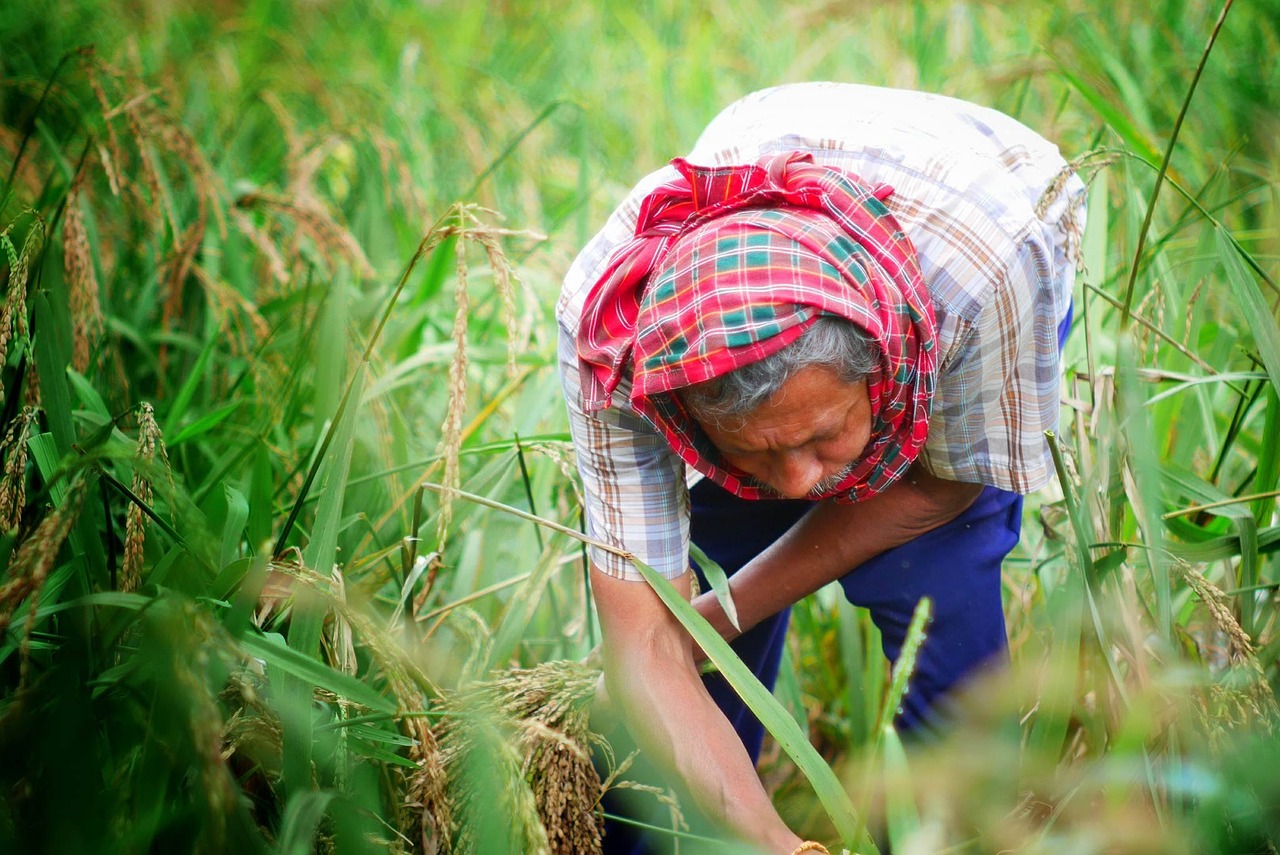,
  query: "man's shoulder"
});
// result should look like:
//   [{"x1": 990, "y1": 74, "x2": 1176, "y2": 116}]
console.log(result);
[
  {"x1": 691, "y1": 82, "x2": 1064, "y2": 166},
  {"x1": 687, "y1": 82, "x2": 1070, "y2": 247}
]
